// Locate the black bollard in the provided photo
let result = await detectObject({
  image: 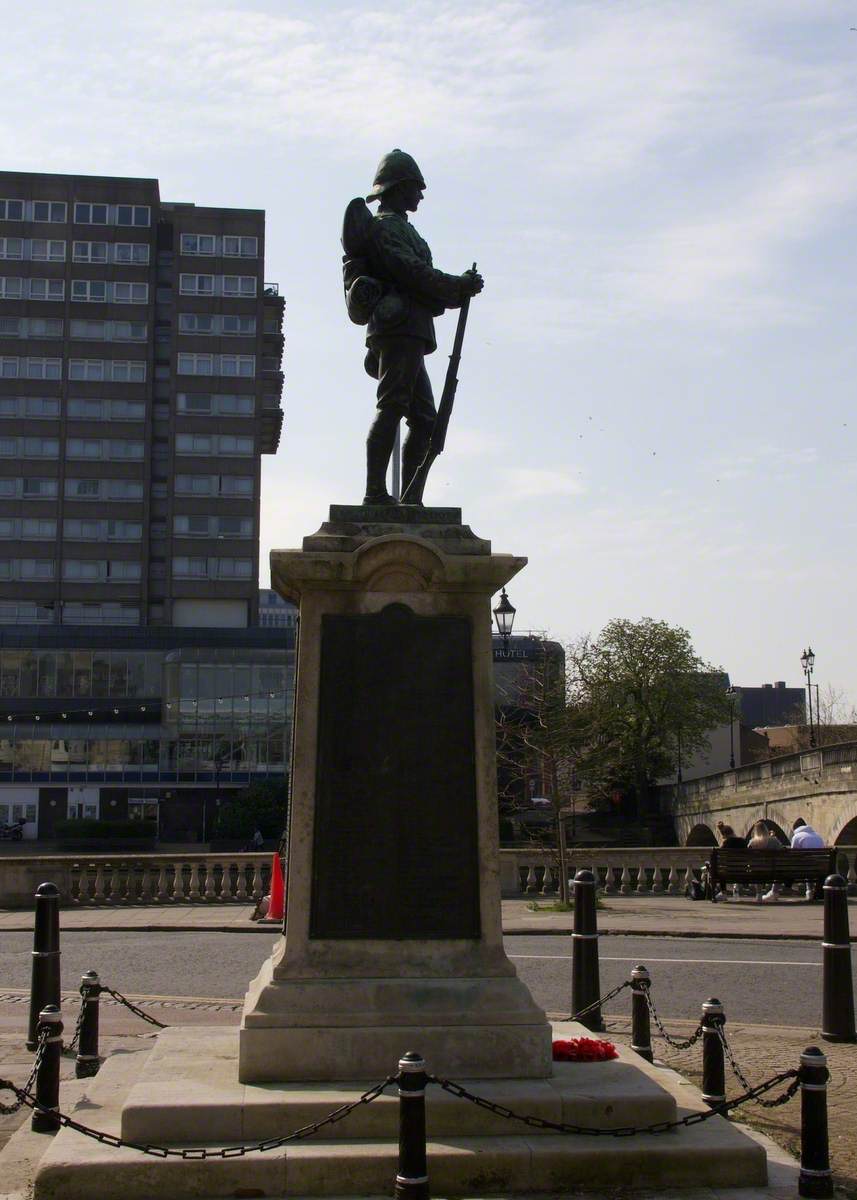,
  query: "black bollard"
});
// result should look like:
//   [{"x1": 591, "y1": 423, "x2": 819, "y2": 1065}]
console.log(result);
[
  {"x1": 31, "y1": 1004, "x2": 62, "y2": 1133},
  {"x1": 821, "y1": 874, "x2": 856, "y2": 1043},
  {"x1": 799, "y1": 1046, "x2": 833, "y2": 1198},
  {"x1": 75, "y1": 970, "x2": 101, "y2": 1079},
  {"x1": 27, "y1": 883, "x2": 61, "y2": 1052},
  {"x1": 395, "y1": 1052, "x2": 429, "y2": 1200},
  {"x1": 701, "y1": 998, "x2": 726, "y2": 1108},
  {"x1": 572, "y1": 868, "x2": 605, "y2": 1032},
  {"x1": 630, "y1": 965, "x2": 653, "y2": 1062}
]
